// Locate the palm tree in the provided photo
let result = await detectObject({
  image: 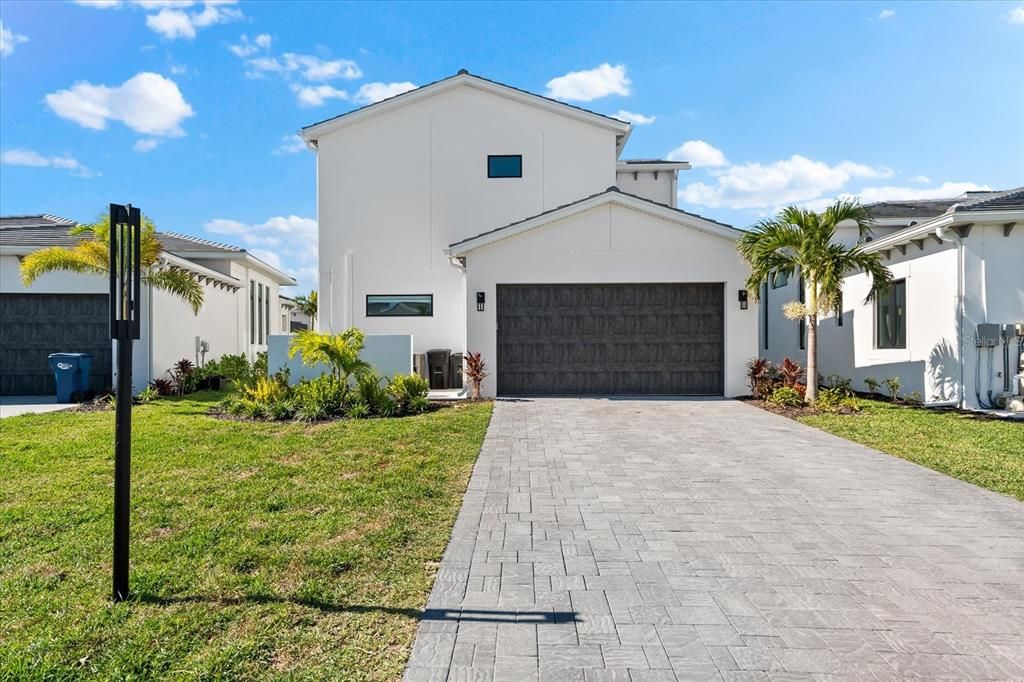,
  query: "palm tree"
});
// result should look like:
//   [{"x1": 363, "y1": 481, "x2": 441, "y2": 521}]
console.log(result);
[
  {"x1": 288, "y1": 327, "x2": 371, "y2": 385},
  {"x1": 294, "y1": 290, "x2": 318, "y2": 328},
  {"x1": 738, "y1": 199, "x2": 892, "y2": 403},
  {"x1": 20, "y1": 213, "x2": 204, "y2": 313}
]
